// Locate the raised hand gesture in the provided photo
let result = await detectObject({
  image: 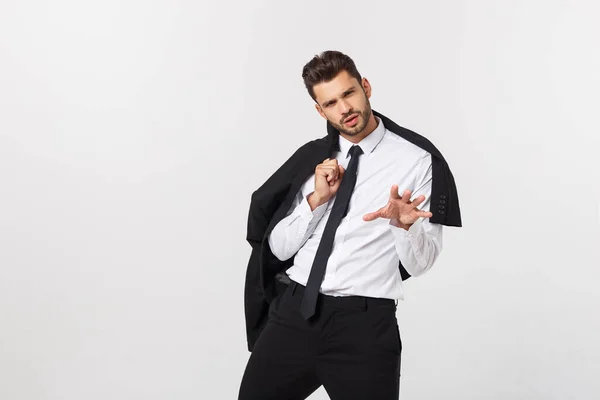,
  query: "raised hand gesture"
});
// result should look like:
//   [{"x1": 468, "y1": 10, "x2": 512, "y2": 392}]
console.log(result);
[{"x1": 362, "y1": 185, "x2": 433, "y2": 229}]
